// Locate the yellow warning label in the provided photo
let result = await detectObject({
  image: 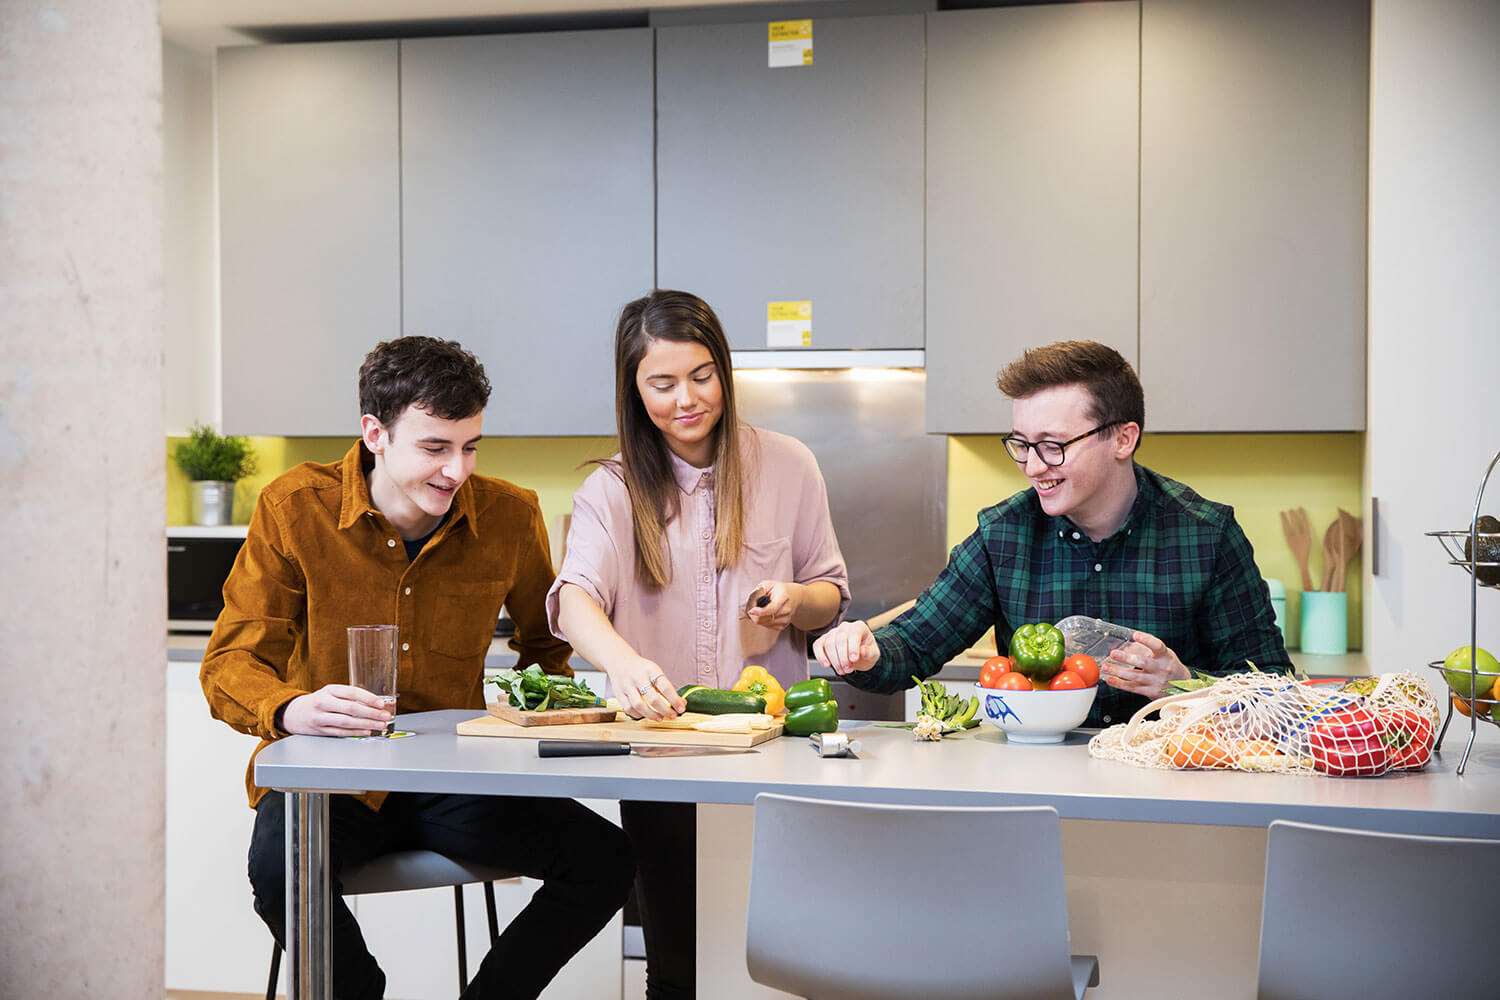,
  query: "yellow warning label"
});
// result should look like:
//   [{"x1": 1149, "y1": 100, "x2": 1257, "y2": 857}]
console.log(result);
[
  {"x1": 768, "y1": 20, "x2": 813, "y2": 42},
  {"x1": 767, "y1": 301, "x2": 812, "y2": 322}
]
